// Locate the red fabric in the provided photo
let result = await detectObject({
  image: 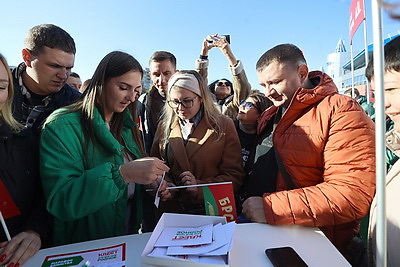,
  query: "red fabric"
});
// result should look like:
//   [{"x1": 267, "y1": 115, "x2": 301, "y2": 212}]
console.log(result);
[
  {"x1": 203, "y1": 182, "x2": 237, "y2": 222},
  {"x1": 0, "y1": 180, "x2": 20, "y2": 219},
  {"x1": 349, "y1": 0, "x2": 365, "y2": 42}
]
